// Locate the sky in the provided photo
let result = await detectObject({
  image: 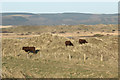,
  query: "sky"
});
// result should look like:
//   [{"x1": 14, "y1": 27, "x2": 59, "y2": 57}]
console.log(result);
[
  {"x1": 1, "y1": 2, "x2": 118, "y2": 14},
  {"x1": 1, "y1": 0, "x2": 119, "y2": 2}
]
